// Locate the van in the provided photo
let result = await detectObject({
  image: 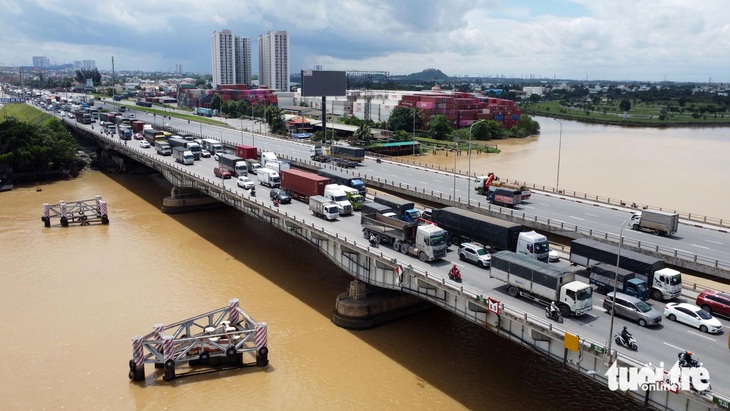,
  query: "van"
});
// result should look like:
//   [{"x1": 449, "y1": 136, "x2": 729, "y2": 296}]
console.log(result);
[{"x1": 603, "y1": 292, "x2": 662, "y2": 327}]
